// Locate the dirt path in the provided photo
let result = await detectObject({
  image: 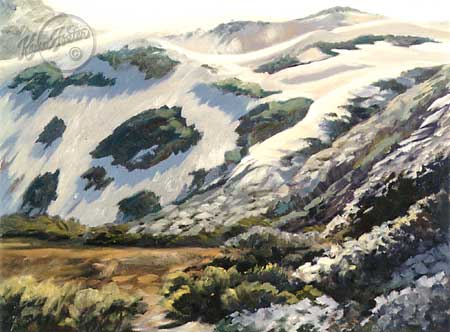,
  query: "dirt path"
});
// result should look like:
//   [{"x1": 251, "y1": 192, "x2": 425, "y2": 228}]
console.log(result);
[{"x1": 0, "y1": 239, "x2": 220, "y2": 332}]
